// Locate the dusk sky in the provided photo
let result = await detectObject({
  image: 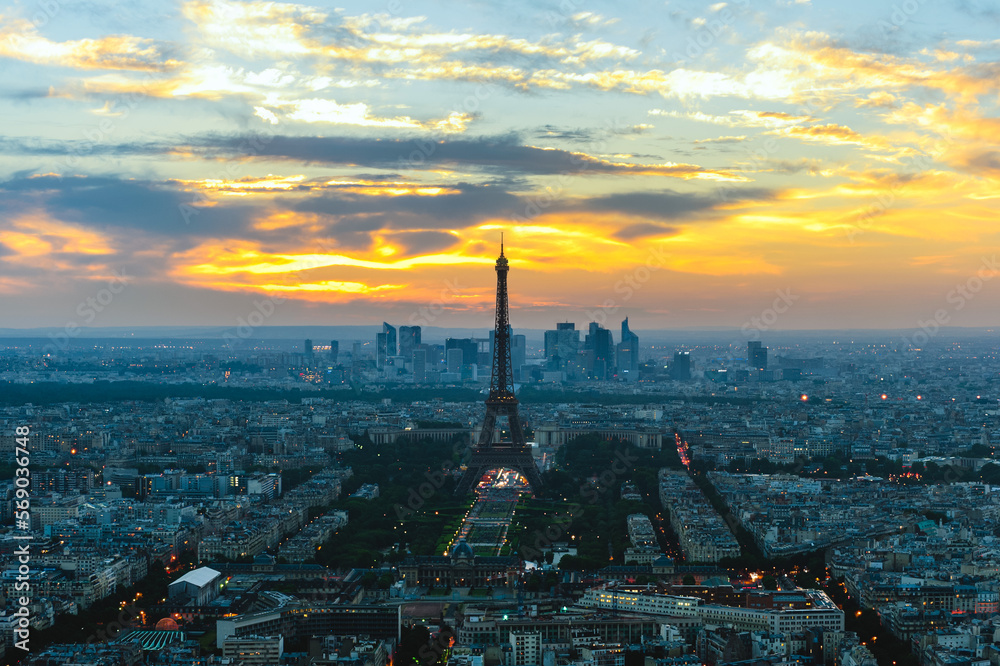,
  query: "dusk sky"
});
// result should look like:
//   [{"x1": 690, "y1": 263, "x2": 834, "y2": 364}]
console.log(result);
[{"x1": 1, "y1": 0, "x2": 999, "y2": 331}]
